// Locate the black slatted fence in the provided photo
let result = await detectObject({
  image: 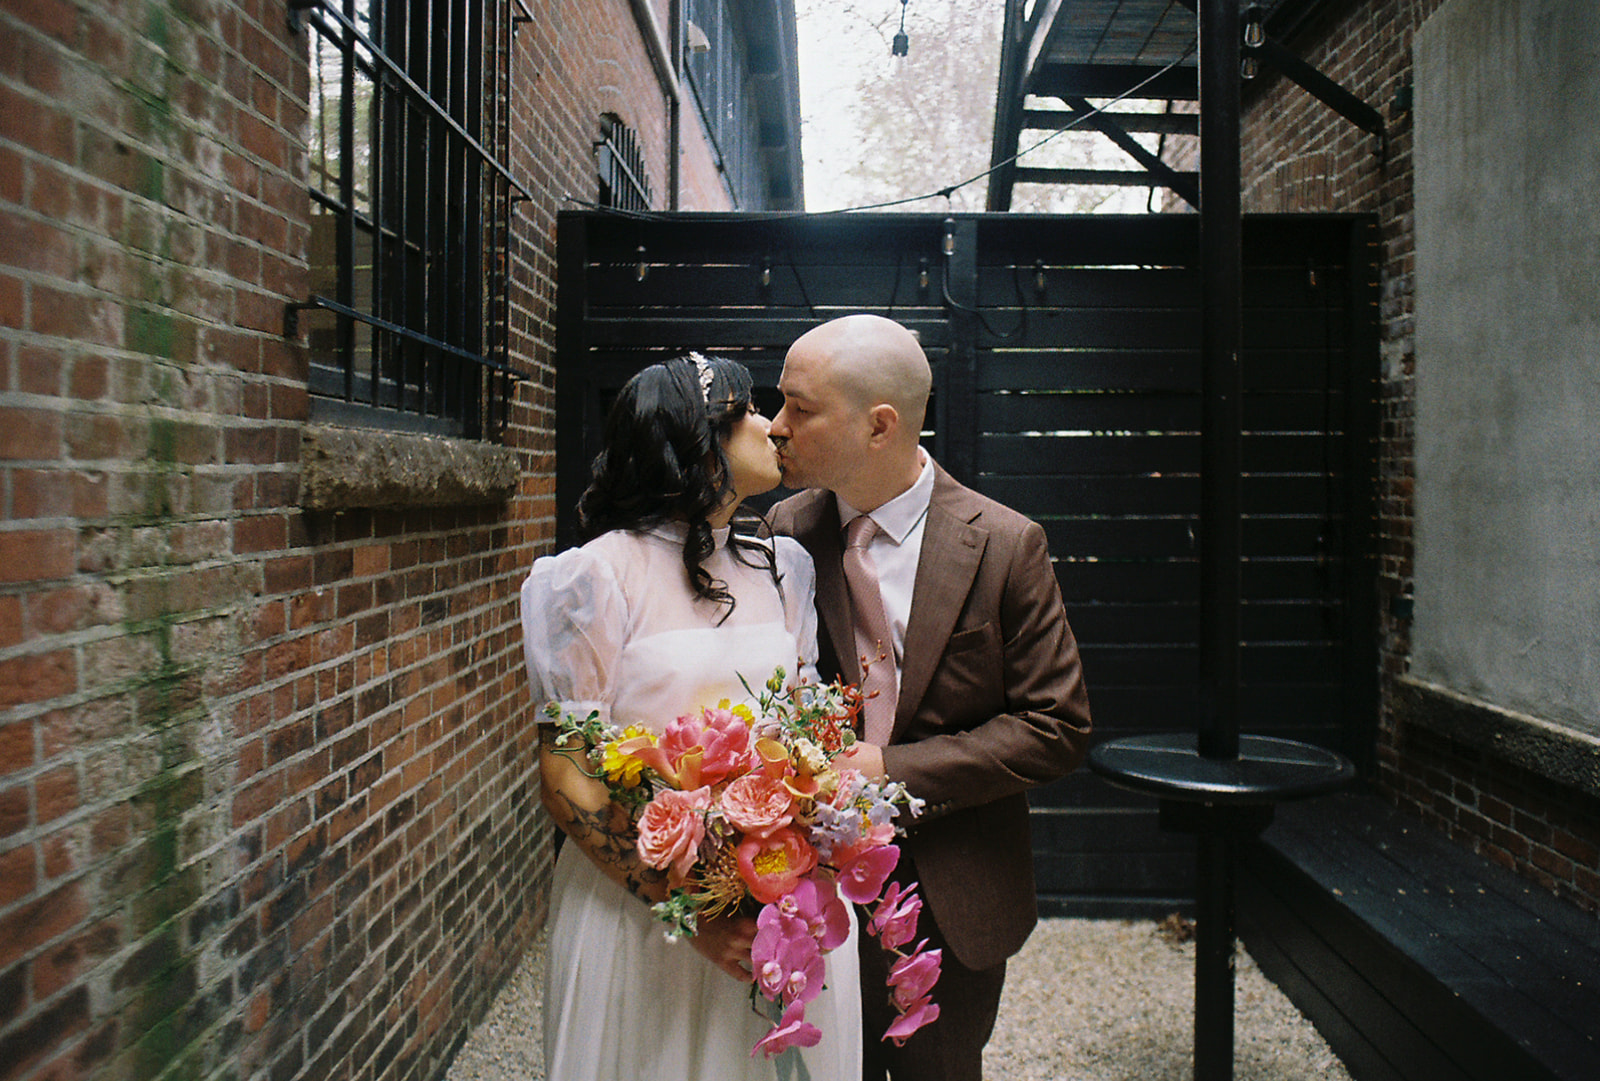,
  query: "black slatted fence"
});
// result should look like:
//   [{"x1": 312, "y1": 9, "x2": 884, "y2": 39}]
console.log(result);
[{"x1": 556, "y1": 210, "x2": 1380, "y2": 914}]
